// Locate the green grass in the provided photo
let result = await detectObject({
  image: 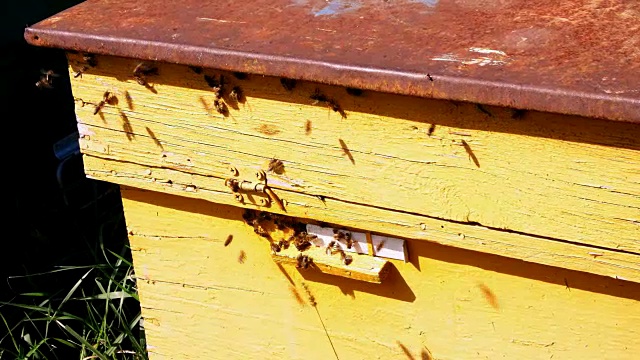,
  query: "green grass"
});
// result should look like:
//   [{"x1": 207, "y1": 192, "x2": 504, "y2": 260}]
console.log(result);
[
  {"x1": 0, "y1": 240, "x2": 147, "y2": 360},
  {"x1": 1, "y1": 183, "x2": 148, "y2": 360}
]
